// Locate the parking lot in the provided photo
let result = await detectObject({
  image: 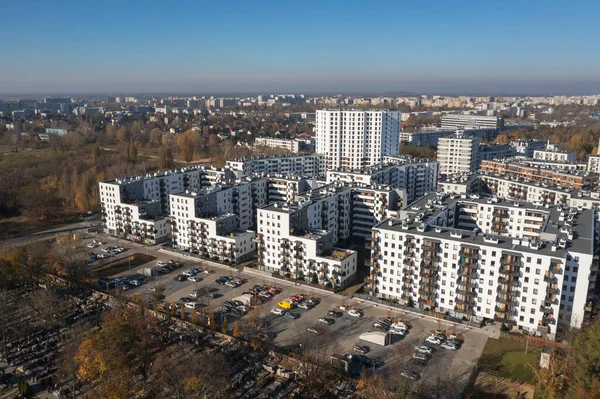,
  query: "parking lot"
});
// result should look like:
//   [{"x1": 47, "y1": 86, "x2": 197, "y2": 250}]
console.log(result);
[{"x1": 88, "y1": 233, "x2": 491, "y2": 393}]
